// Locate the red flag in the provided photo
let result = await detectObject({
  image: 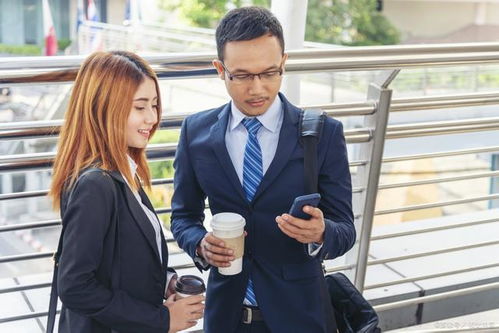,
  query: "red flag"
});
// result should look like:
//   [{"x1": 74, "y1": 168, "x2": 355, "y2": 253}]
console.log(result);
[{"x1": 42, "y1": 0, "x2": 58, "y2": 56}]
